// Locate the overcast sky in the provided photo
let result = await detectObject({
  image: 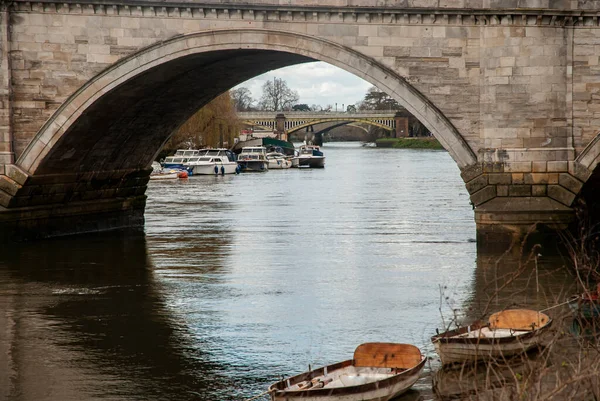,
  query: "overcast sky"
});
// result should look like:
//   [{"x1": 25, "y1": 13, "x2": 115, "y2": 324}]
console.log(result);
[{"x1": 235, "y1": 61, "x2": 373, "y2": 110}]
